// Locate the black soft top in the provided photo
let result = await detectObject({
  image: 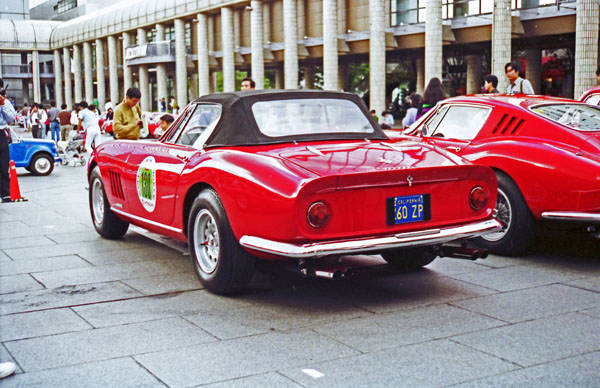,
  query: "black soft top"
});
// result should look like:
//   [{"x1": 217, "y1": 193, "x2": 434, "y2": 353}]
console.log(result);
[{"x1": 192, "y1": 90, "x2": 388, "y2": 148}]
